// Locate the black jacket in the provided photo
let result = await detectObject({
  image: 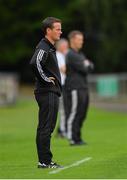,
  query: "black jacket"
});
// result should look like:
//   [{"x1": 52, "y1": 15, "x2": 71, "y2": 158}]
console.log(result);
[
  {"x1": 30, "y1": 38, "x2": 62, "y2": 96},
  {"x1": 65, "y1": 48, "x2": 94, "y2": 90}
]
